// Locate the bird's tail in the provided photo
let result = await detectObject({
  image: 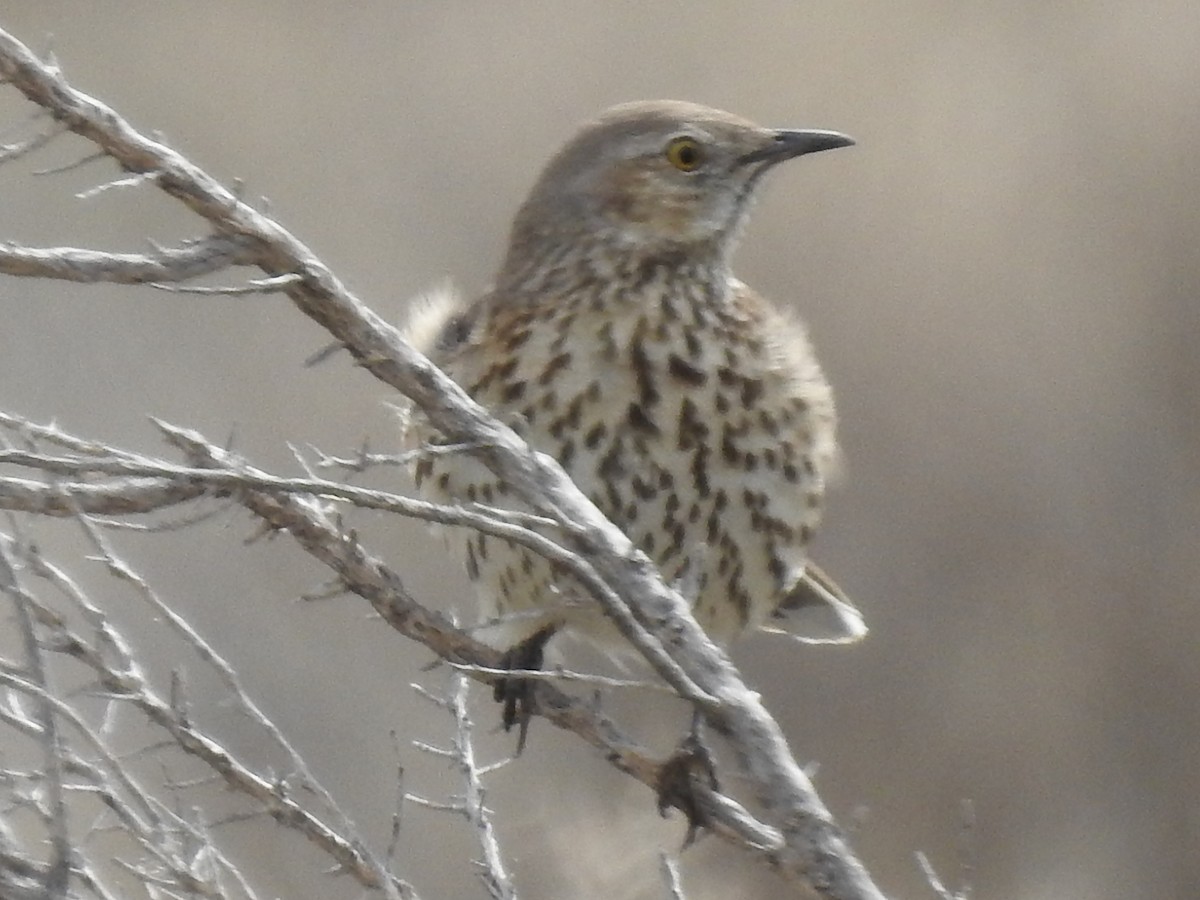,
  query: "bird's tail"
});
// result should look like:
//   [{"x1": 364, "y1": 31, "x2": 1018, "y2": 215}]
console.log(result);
[{"x1": 760, "y1": 559, "x2": 868, "y2": 644}]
